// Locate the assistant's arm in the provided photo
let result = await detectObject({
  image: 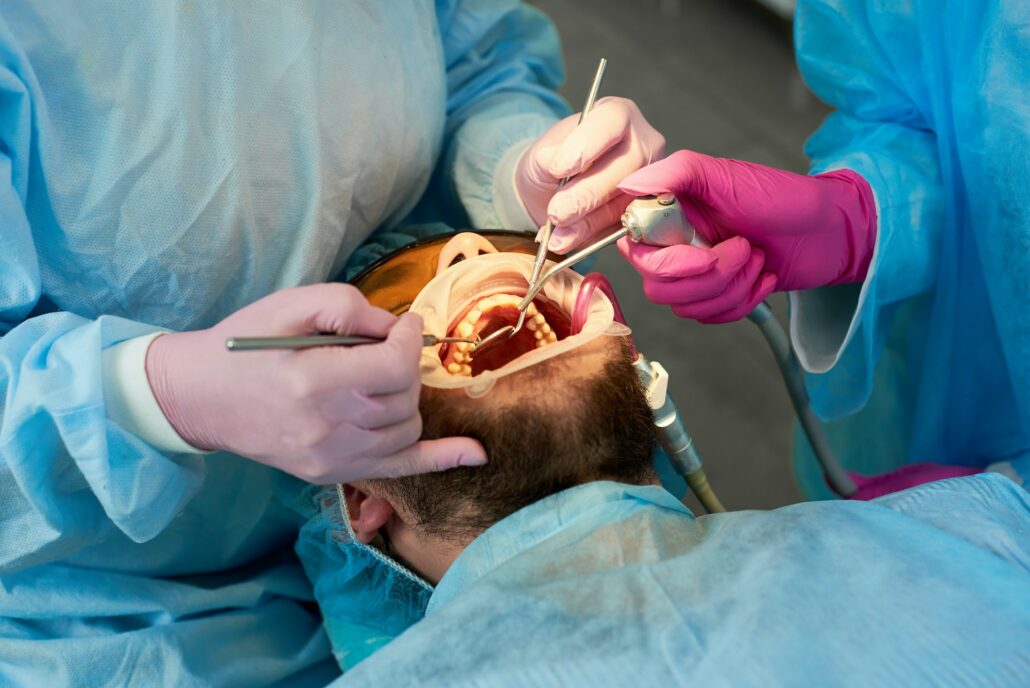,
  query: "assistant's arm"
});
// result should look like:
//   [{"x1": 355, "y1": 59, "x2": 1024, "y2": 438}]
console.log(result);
[
  {"x1": 422, "y1": 0, "x2": 568, "y2": 230},
  {"x1": 790, "y1": 0, "x2": 945, "y2": 419}
]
